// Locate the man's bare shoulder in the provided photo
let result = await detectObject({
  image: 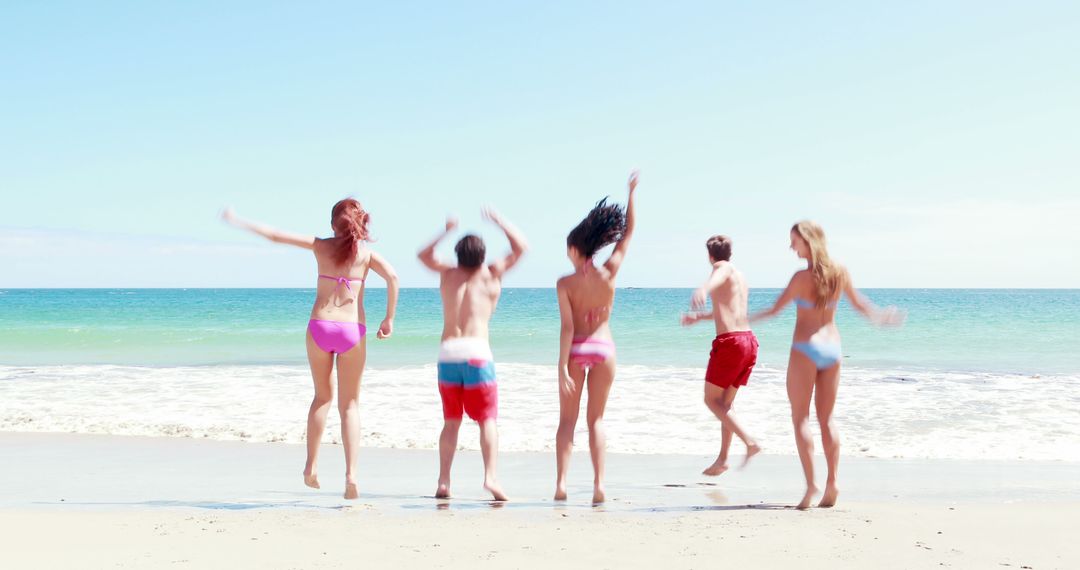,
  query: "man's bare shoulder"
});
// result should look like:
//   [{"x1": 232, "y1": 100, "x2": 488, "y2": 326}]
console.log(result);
[
  {"x1": 710, "y1": 260, "x2": 736, "y2": 278},
  {"x1": 725, "y1": 261, "x2": 746, "y2": 277},
  {"x1": 443, "y1": 266, "x2": 500, "y2": 284},
  {"x1": 481, "y1": 266, "x2": 500, "y2": 283},
  {"x1": 439, "y1": 266, "x2": 466, "y2": 282},
  {"x1": 725, "y1": 266, "x2": 747, "y2": 286}
]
